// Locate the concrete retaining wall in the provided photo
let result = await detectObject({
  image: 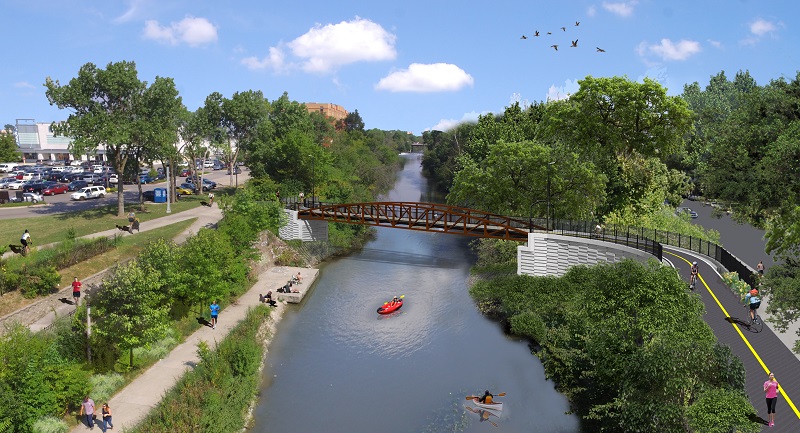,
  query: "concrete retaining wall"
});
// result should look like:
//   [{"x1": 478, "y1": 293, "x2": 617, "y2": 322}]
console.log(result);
[
  {"x1": 279, "y1": 209, "x2": 329, "y2": 241},
  {"x1": 518, "y1": 232, "x2": 655, "y2": 277}
]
